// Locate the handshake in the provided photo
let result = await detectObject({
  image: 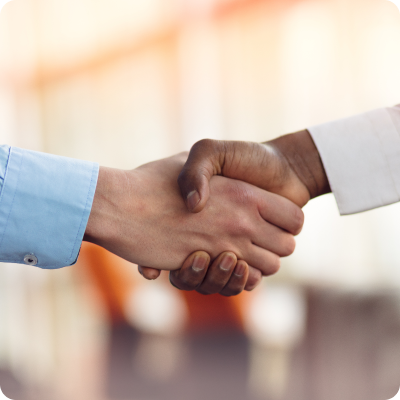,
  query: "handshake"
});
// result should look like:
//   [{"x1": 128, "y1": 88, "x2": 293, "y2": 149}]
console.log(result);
[{"x1": 84, "y1": 129, "x2": 330, "y2": 296}]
